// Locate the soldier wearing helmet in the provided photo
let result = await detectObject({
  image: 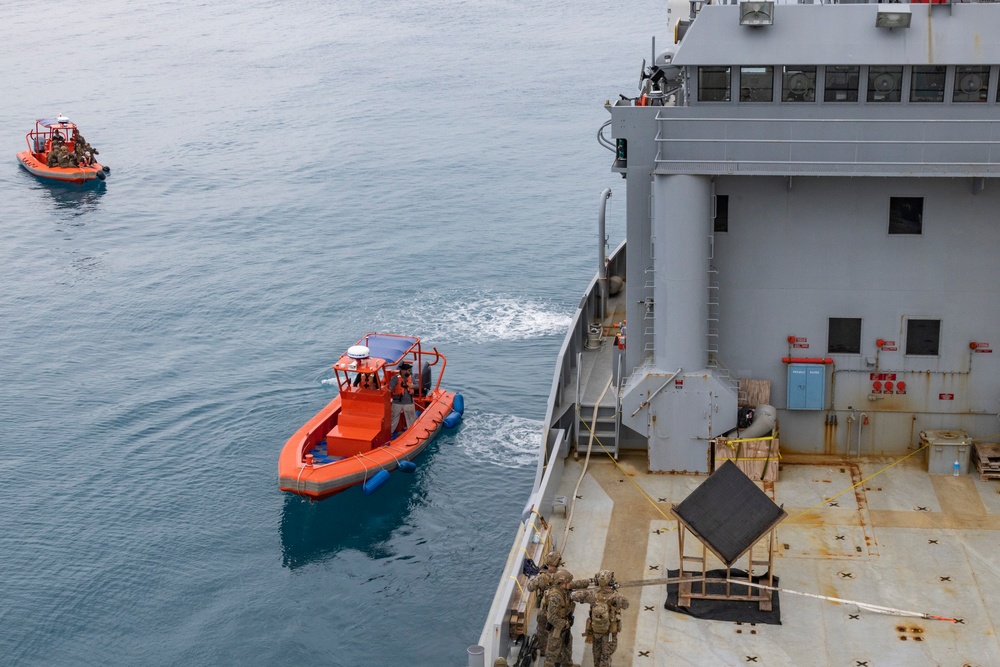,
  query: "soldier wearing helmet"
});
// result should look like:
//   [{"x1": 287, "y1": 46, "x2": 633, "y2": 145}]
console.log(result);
[
  {"x1": 543, "y1": 549, "x2": 564, "y2": 569},
  {"x1": 571, "y1": 570, "x2": 630, "y2": 667},
  {"x1": 542, "y1": 569, "x2": 577, "y2": 667},
  {"x1": 526, "y1": 550, "x2": 567, "y2": 655}
]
